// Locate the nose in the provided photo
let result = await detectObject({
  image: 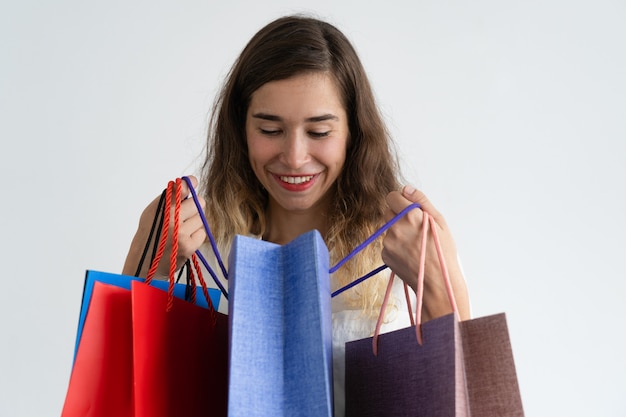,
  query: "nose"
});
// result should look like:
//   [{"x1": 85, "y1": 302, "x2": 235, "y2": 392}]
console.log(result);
[{"x1": 280, "y1": 131, "x2": 309, "y2": 169}]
